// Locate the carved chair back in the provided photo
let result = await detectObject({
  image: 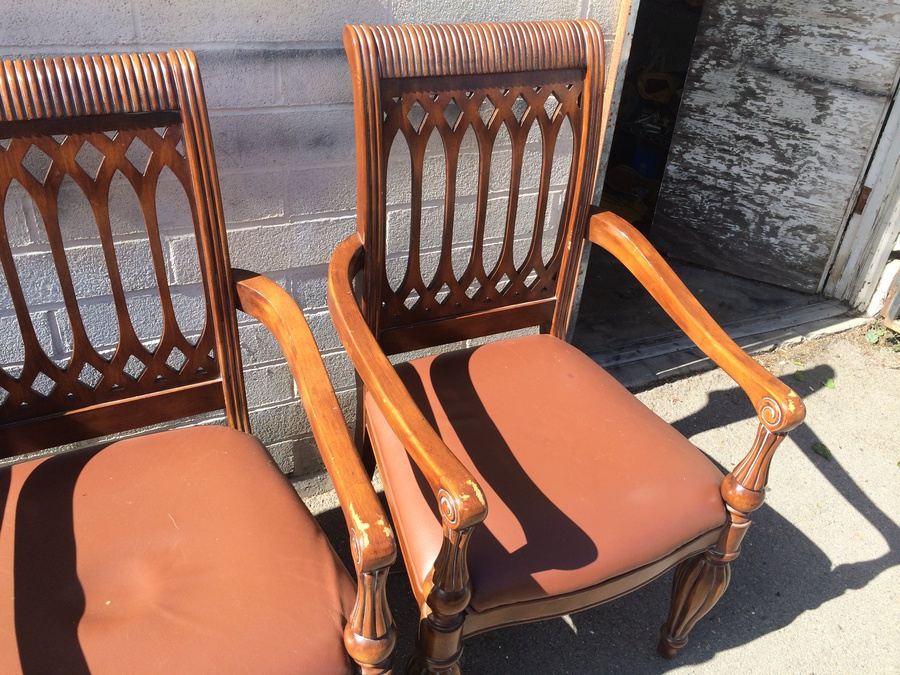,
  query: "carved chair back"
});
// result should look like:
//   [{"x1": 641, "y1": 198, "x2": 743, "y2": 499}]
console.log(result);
[
  {"x1": 343, "y1": 20, "x2": 606, "y2": 354},
  {"x1": 0, "y1": 51, "x2": 247, "y2": 457}
]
